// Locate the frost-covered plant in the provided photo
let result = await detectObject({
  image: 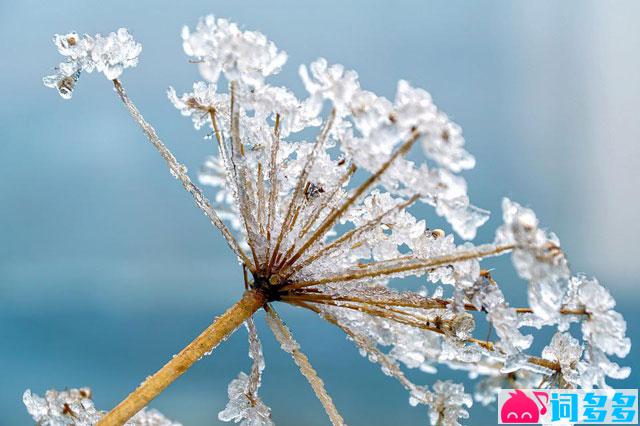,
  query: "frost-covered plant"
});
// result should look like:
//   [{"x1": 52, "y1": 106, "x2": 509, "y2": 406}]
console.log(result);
[
  {"x1": 35, "y1": 15, "x2": 631, "y2": 426},
  {"x1": 23, "y1": 388, "x2": 180, "y2": 426}
]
